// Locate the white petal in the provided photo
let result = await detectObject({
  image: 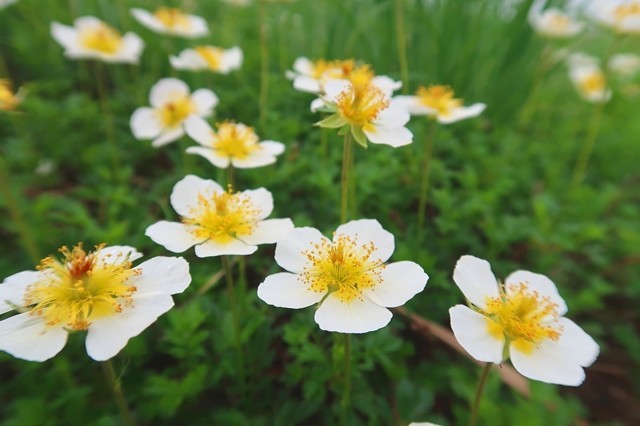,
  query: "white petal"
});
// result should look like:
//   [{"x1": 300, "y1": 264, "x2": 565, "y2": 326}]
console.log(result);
[
  {"x1": 85, "y1": 295, "x2": 174, "y2": 361},
  {"x1": 293, "y1": 76, "x2": 322, "y2": 93},
  {"x1": 119, "y1": 33, "x2": 144, "y2": 63},
  {"x1": 553, "y1": 317, "x2": 600, "y2": 366},
  {"x1": 186, "y1": 146, "x2": 231, "y2": 168},
  {"x1": 376, "y1": 102, "x2": 410, "y2": 127},
  {"x1": 170, "y1": 174, "x2": 224, "y2": 217},
  {"x1": 191, "y1": 89, "x2": 219, "y2": 116},
  {"x1": 74, "y1": 16, "x2": 105, "y2": 30},
  {"x1": 194, "y1": 239, "x2": 257, "y2": 257},
  {"x1": 505, "y1": 270, "x2": 568, "y2": 316},
  {"x1": 372, "y1": 75, "x2": 402, "y2": 96},
  {"x1": 257, "y1": 272, "x2": 324, "y2": 309},
  {"x1": 149, "y1": 78, "x2": 190, "y2": 108},
  {"x1": 130, "y1": 8, "x2": 167, "y2": 34},
  {"x1": 437, "y1": 103, "x2": 486, "y2": 124},
  {"x1": 363, "y1": 261, "x2": 428, "y2": 308},
  {"x1": 183, "y1": 16, "x2": 209, "y2": 38},
  {"x1": 310, "y1": 98, "x2": 327, "y2": 112},
  {"x1": 323, "y1": 79, "x2": 351, "y2": 102},
  {"x1": 96, "y1": 245, "x2": 143, "y2": 264},
  {"x1": 151, "y1": 127, "x2": 185, "y2": 148},
  {"x1": 242, "y1": 187, "x2": 273, "y2": 219},
  {"x1": 363, "y1": 125, "x2": 413, "y2": 148},
  {"x1": 392, "y1": 96, "x2": 436, "y2": 116},
  {"x1": 51, "y1": 22, "x2": 77, "y2": 50},
  {"x1": 239, "y1": 218, "x2": 294, "y2": 245},
  {"x1": 292, "y1": 56, "x2": 314, "y2": 75},
  {"x1": 131, "y1": 256, "x2": 191, "y2": 297},
  {"x1": 334, "y1": 219, "x2": 395, "y2": 263},
  {"x1": 0, "y1": 271, "x2": 40, "y2": 314},
  {"x1": 231, "y1": 152, "x2": 276, "y2": 169},
  {"x1": 449, "y1": 305, "x2": 504, "y2": 363},
  {"x1": 221, "y1": 47, "x2": 243, "y2": 72},
  {"x1": 452, "y1": 255, "x2": 500, "y2": 310},
  {"x1": 274, "y1": 227, "x2": 327, "y2": 273},
  {"x1": 0, "y1": 313, "x2": 68, "y2": 362},
  {"x1": 130, "y1": 107, "x2": 162, "y2": 139},
  {"x1": 184, "y1": 116, "x2": 214, "y2": 147},
  {"x1": 259, "y1": 141, "x2": 285, "y2": 155},
  {"x1": 145, "y1": 221, "x2": 203, "y2": 253},
  {"x1": 314, "y1": 294, "x2": 392, "y2": 334}
]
